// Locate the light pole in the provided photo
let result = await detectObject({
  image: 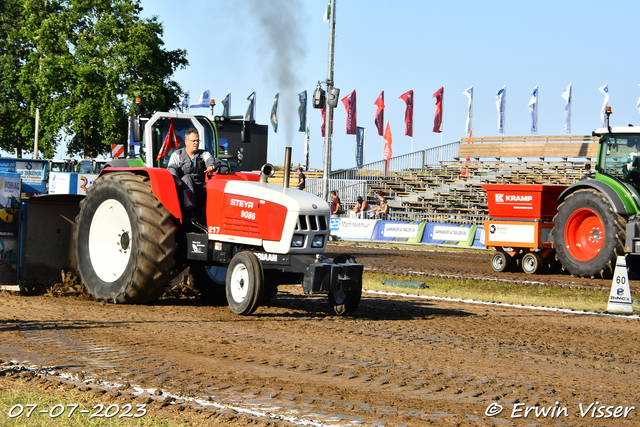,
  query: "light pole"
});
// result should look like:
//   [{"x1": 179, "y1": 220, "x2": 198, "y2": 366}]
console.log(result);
[{"x1": 322, "y1": 0, "x2": 336, "y2": 202}]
